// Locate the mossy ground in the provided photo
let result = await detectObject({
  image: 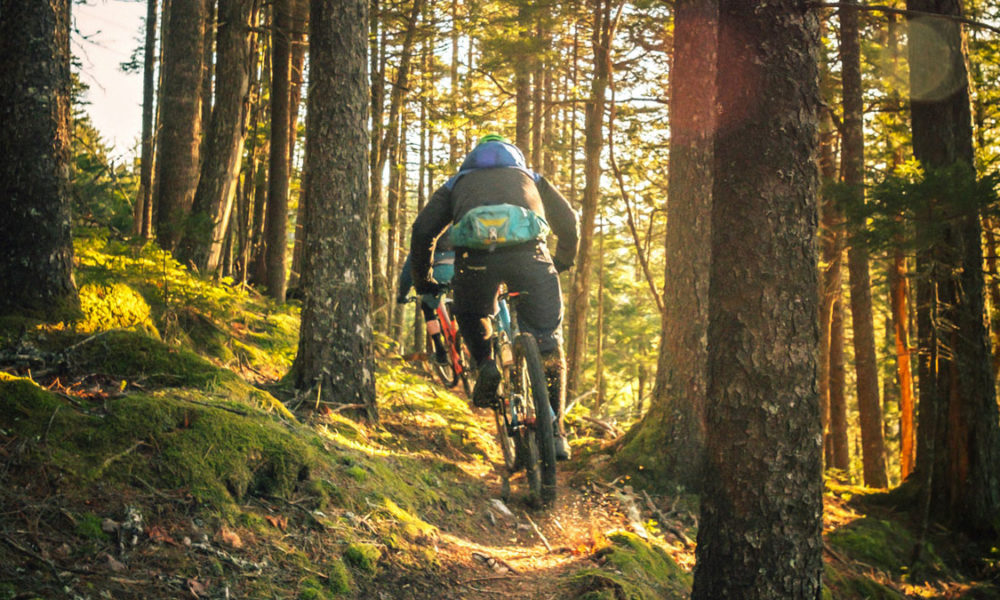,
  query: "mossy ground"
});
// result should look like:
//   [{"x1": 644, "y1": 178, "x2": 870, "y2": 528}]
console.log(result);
[{"x1": 1, "y1": 230, "x2": 998, "y2": 599}]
